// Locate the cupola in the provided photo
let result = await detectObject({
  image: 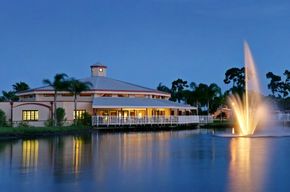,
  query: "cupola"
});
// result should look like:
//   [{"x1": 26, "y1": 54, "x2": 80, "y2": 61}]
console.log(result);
[{"x1": 90, "y1": 63, "x2": 107, "y2": 77}]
